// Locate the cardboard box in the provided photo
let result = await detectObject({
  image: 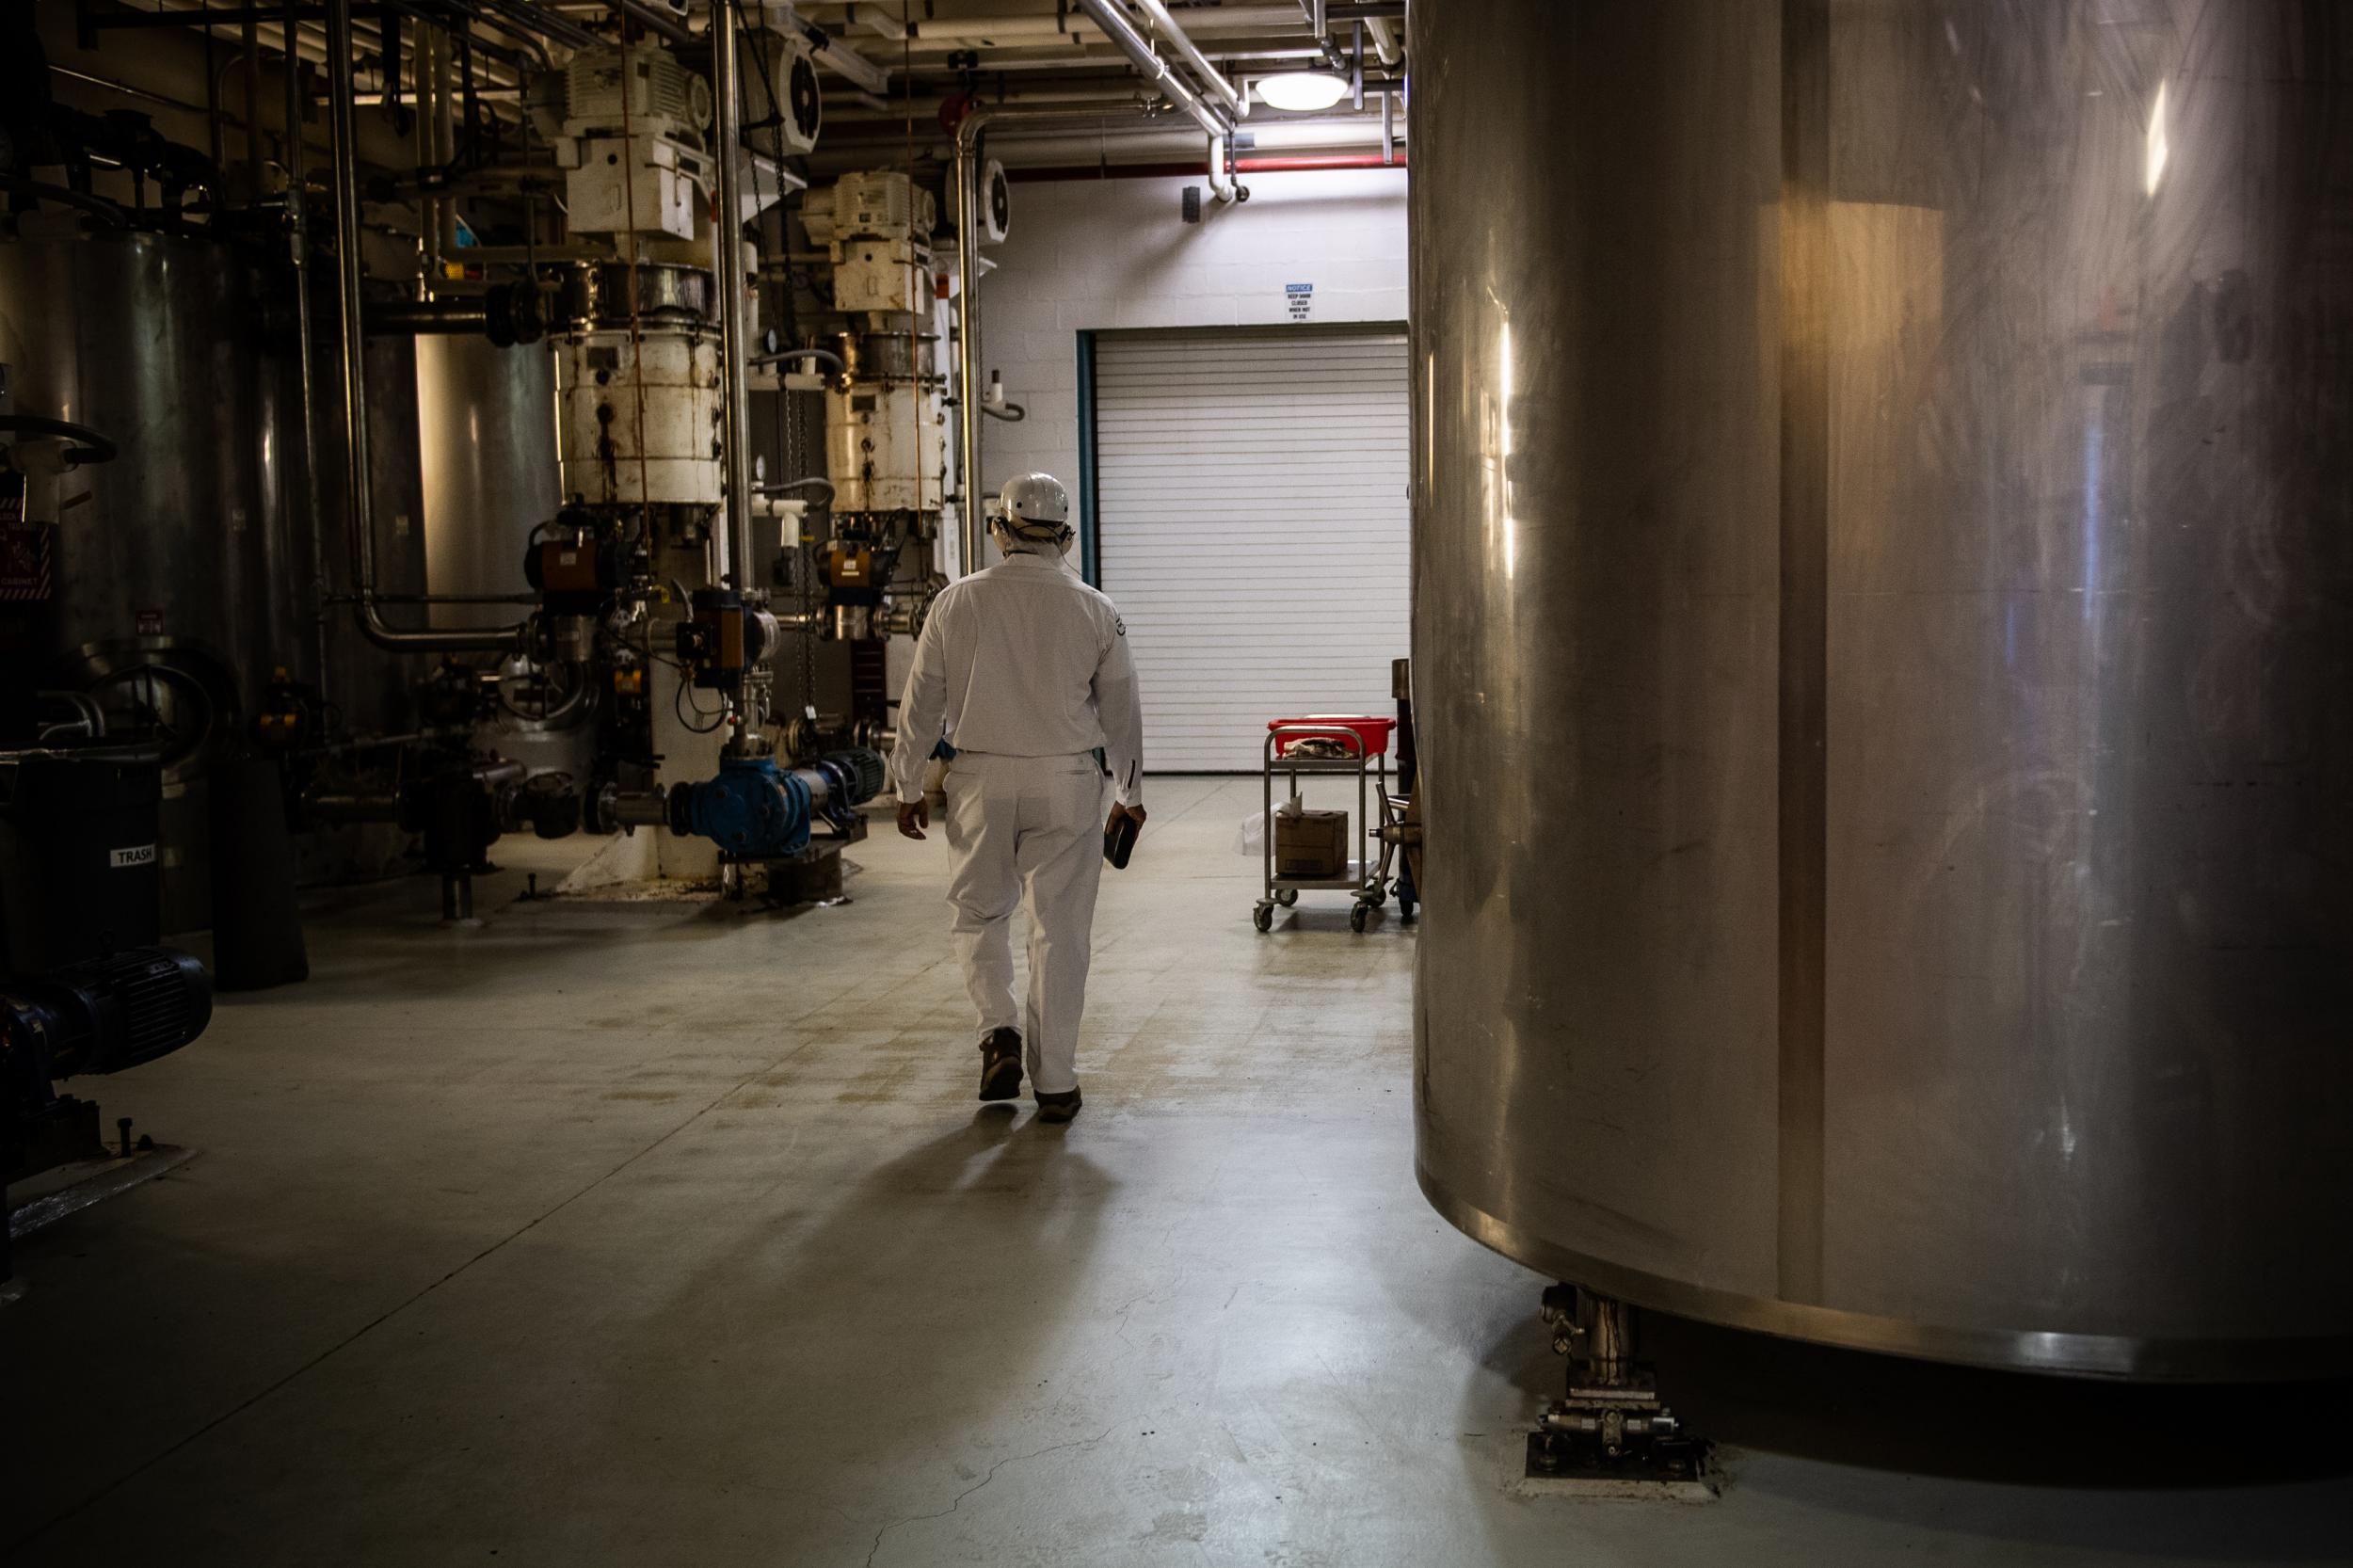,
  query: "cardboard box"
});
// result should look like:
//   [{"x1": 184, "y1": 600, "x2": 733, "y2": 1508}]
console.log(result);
[{"x1": 1274, "y1": 809, "x2": 1351, "y2": 879}]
